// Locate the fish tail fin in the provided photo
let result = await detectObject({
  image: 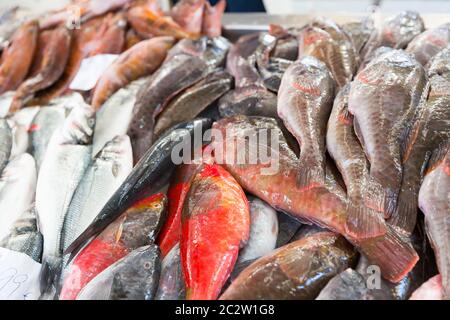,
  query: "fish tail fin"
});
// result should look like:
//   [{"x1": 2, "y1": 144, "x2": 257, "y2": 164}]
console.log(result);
[
  {"x1": 387, "y1": 190, "x2": 418, "y2": 236},
  {"x1": 345, "y1": 203, "x2": 387, "y2": 239},
  {"x1": 355, "y1": 225, "x2": 419, "y2": 283},
  {"x1": 39, "y1": 256, "x2": 63, "y2": 300},
  {"x1": 297, "y1": 152, "x2": 326, "y2": 189}
]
